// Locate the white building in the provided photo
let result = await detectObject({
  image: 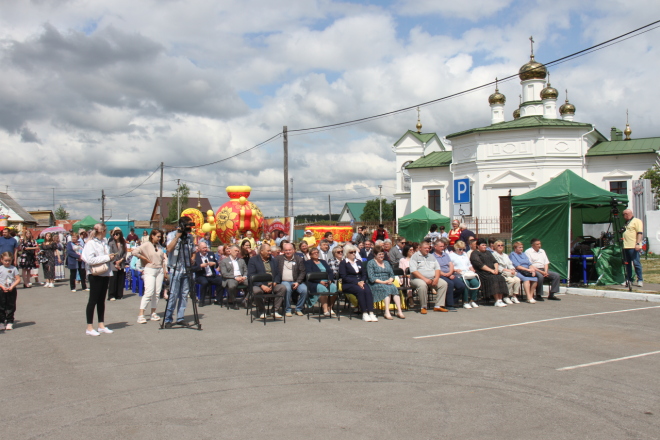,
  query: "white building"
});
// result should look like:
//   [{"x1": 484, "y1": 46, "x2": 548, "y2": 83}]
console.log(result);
[{"x1": 394, "y1": 51, "x2": 660, "y2": 230}]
